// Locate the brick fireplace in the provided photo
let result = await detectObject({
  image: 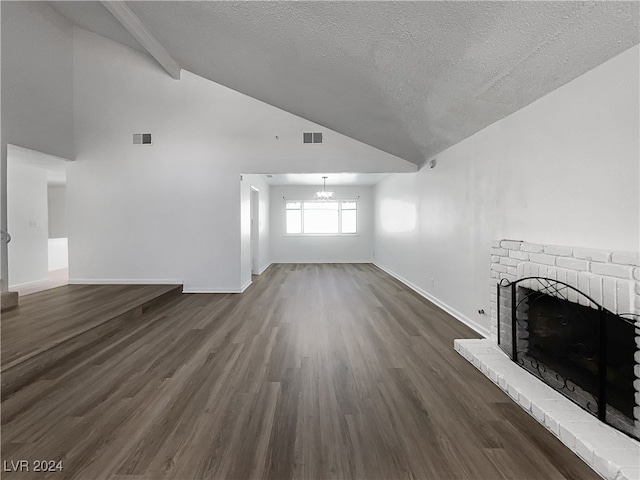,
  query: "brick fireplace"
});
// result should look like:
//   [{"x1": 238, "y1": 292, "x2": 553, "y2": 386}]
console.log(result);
[
  {"x1": 488, "y1": 239, "x2": 640, "y2": 439},
  {"x1": 455, "y1": 239, "x2": 640, "y2": 480}
]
